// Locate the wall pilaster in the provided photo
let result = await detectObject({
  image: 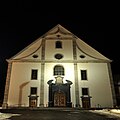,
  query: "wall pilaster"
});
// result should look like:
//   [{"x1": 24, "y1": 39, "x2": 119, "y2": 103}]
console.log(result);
[
  {"x1": 107, "y1": 63, "x2": 117, "y2": 107},
  {"x1": 40, "y1": 38, "x2": 45, "y2": 107},
  {"x1": 2, "y1": 61, "x2": 12, "y2": 109},
  {"x1": 73, "y1": 38, "x2": 80, "y2": 107}
]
